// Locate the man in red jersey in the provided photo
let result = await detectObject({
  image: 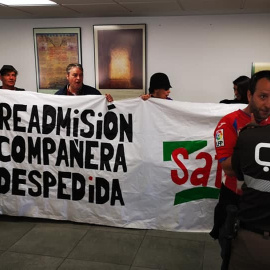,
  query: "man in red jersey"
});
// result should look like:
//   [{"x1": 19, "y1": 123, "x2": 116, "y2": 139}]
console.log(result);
[{"x1": 210, "y1": 70, "x2": 270, "y2": 259}]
